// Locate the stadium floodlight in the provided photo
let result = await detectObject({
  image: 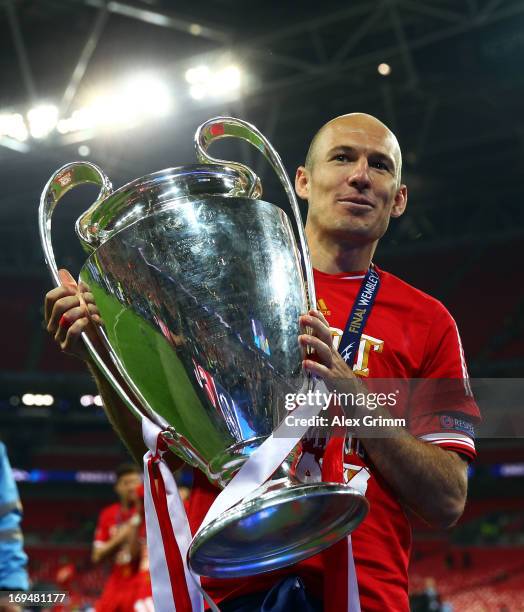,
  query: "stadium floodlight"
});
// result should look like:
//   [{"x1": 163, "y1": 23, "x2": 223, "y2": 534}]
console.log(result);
[
  {"x1": 33, "y1": 394, "x2": 48, "y2": 406},
  {"x1": 213, "y1": 65, "x2": 241, "y2": 94},
  {"x1": 185, "y1": 65, "x2": 210, "y2": 85},
  {"x1": 93, "y1": 394, "x2": 103, "y2": 407},
  {"x1": 88, "y1": 94, "x2": 131, "y2": 127},
  {"x1": 0, "y1": 113, "x2": 28, "y2": 141},
  {"x1": 80, "y1": 394, "x2": 93, "y2": 407},
  {"x1": 75, "y1": 73, "x2": 172, "y2": 131},
  {"x1": 27, "y1": 104, "x2": 58, "y2": 139},
  {"x1": 189, "y1": 23, "x2": 203, "y2": 36},
  {"x1": 1, "y1": 73, "x2": 173, "y2": 145},
  {"x1": 186, "y1": 64, "x2": 242, "y2": 100},
  {"x1": 22, "y1": 393, "x2": 35, "y2": 406},
  {"x1": 378, "y1": 63, "x2": 391, "y2": 76},
  {"x1": 56, "y1": 107, "x2": 97, "y2": 135},
  {"x1": 189, "y1": 85, "x2": 206, "y2": 100},
  {"x1": 122, "y1": 73, "x2": 172, "y2": 117},
  {"x1": 19, "y1": 393, "x2": 53, "y2": 407}
]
